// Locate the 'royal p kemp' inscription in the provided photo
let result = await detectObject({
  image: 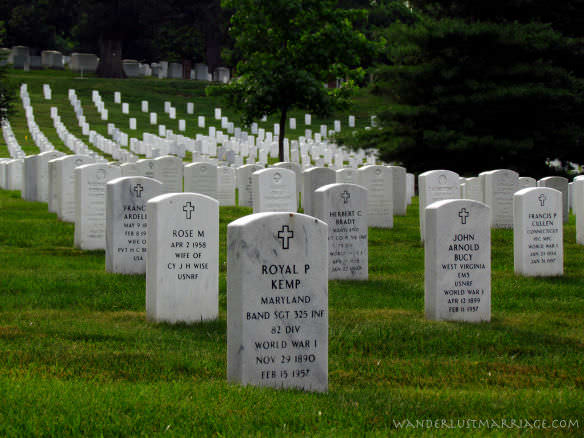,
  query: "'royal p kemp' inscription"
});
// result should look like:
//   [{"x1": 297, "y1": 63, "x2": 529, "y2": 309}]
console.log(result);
[
  {"x1": 227, "y1": 212, "x2": 328, "y2": 392},
  {"x1": 425, "y1": 199, "x2": 491, "y2": 322}
]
